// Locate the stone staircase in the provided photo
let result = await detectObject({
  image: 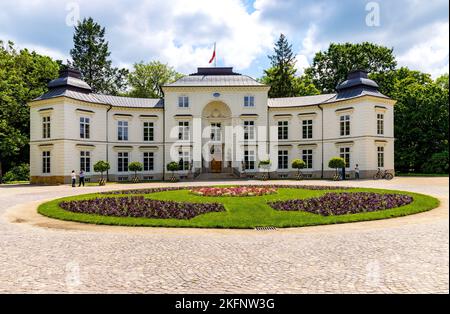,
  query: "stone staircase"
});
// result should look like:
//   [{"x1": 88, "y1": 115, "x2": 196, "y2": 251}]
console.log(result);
[{"x1": 194, "y1": 172, "x2": 239, "y2": 181}]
